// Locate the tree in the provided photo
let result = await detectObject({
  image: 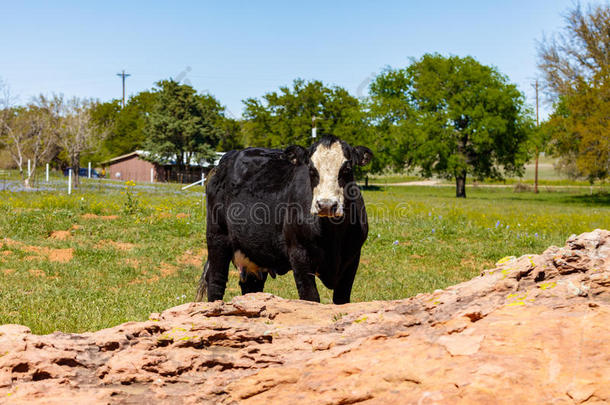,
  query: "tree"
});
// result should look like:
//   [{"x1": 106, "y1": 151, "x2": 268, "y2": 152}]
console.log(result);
[
  {"x1": 370, "y1": 54, "x2": 533, "y2": 197},
  {"x1": 544, "y1": 80, "x2": 609, "y2": 181},
  {"x1": 242, "y1": 79, "x2": 373, "y2": 176},
  {"x1": 538, "y1": 4, "x2": 610, "y2": 181},
  {"x1": 538, "y1": 3, "x2": 610, "y2": 97},
  {"x1": 0, "y1": 87, "x2": 59, "y2": 187},
  {"x1": 90, "y1": 91, "x2": 158, "y2": 163},
  {"x1": 143, "y1": 80, "x2": 223, "y2": 172},
  {"x1": 57, "y1": 97, "x2": 106, "y2": 188},
  {"x1": 217, "y1": 117, "x2": 245, "y2": 151}
]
